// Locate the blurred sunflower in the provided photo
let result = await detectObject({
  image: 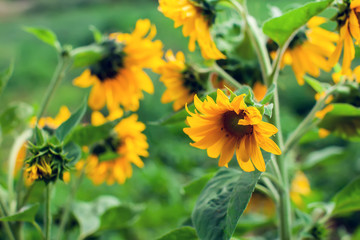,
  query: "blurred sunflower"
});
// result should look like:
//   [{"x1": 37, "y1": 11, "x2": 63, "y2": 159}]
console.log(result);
[
  {"x1": 328, "y1": 0, "x2": 360, "y2": 74},
  {"x1": 76, "y1": 112, "x2": 149, "y2": 185},
  {"x1": 270, "y1": 16, "x2": 338, "y2": 85},
  {"x1": 73, "y1": 19, "x2": 163, "y2": 112},
  {"x1": 157, "y1": 50, "x2": 205, "y2": 111},
  {"x1": 15, "y1": 106, "x2": 71, "y2": 184},
  {"x1": 290, "y1": 171, "x2": 311, "y2": 207},
  {"x1": 158, "y1": 0, "x2": 226, "y2": 60},
  {"x1": 183, "y1": 89, "x2": 281, "y2": 172}
]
